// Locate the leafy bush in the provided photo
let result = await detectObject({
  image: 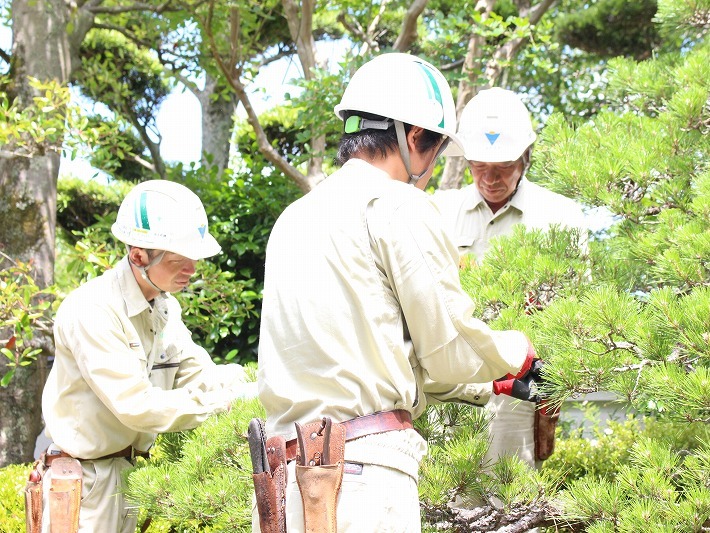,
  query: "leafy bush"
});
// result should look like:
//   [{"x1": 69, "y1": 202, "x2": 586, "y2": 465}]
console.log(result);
[
  {"x1": 56, "y1": 177, "x2": 129, "y2": 244},
  {"x1": 543, "y1": 412, "x2": 710, "y2": 529},
  {"x1": 0, "y1": 259, "x2": 55, "y2": 386},
  {"x1": 180, "y1": 164, "x2": 301, "y2": 362},
  {"x1": 552, "y1": 436, "x2": 710, "y2": 530},
  {"x1": 0, "y1": 463, "x2": 31, "y2": 532},
  {"x1": 542, "y1": 416, "x2": 641, "y2": 484}
]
